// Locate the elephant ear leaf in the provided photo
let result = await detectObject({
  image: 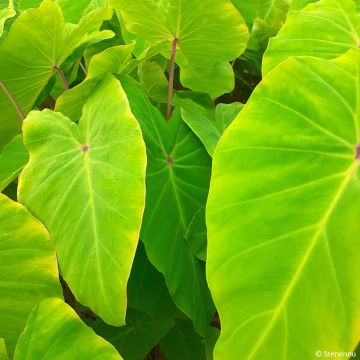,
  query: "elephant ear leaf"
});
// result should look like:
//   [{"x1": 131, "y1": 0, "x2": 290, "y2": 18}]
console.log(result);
[
  {"x1": 0, "y1": 0, "x2": 112, "y2": 149},
  {"x1": 0, "y1": 1, "x2": 15, "y2": 37},
  {"x1": 13, "y1": 298, "x2": 122, "y2": 360},
  {"x1": 0, "y1": 194, "x2": 62, "y2": 358},
  {"x1": 263, "y1": 0, "x2": 360, "y2": 75},
  {"x1": 112, "y1": 0, "x2": 249, "y2": 65},
  {"x1": 18, "y1": 75, "x2": 147, "y2": 327},
  {"x1": 206, "y1": 50, "x2": 360, "y2": 359}
]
